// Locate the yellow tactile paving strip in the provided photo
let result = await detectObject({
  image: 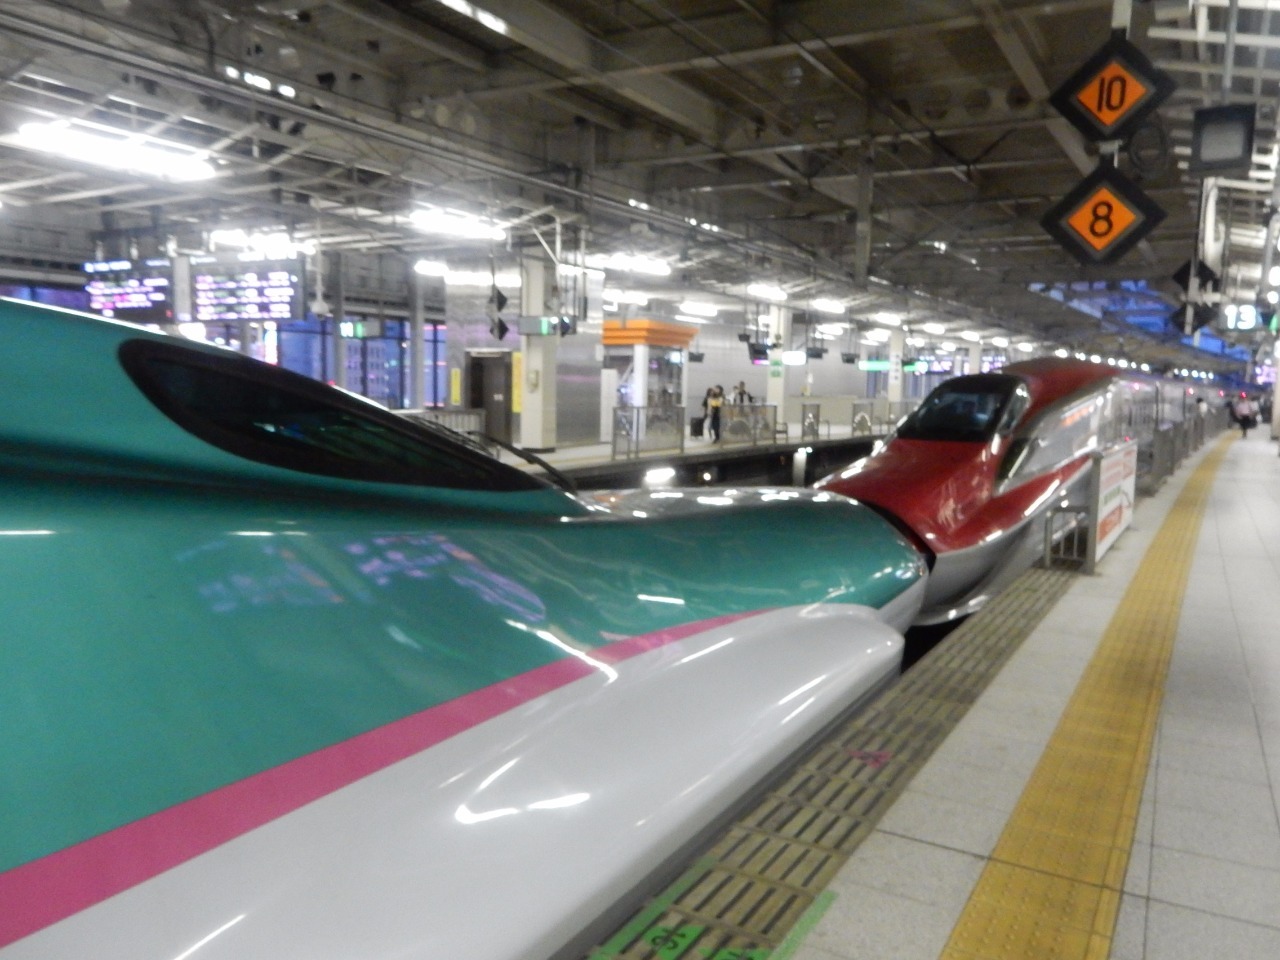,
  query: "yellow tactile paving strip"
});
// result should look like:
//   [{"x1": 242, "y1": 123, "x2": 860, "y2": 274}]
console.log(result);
[{"x1": 941, "y1": 433, "x2": 1233, "y2": 960}]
